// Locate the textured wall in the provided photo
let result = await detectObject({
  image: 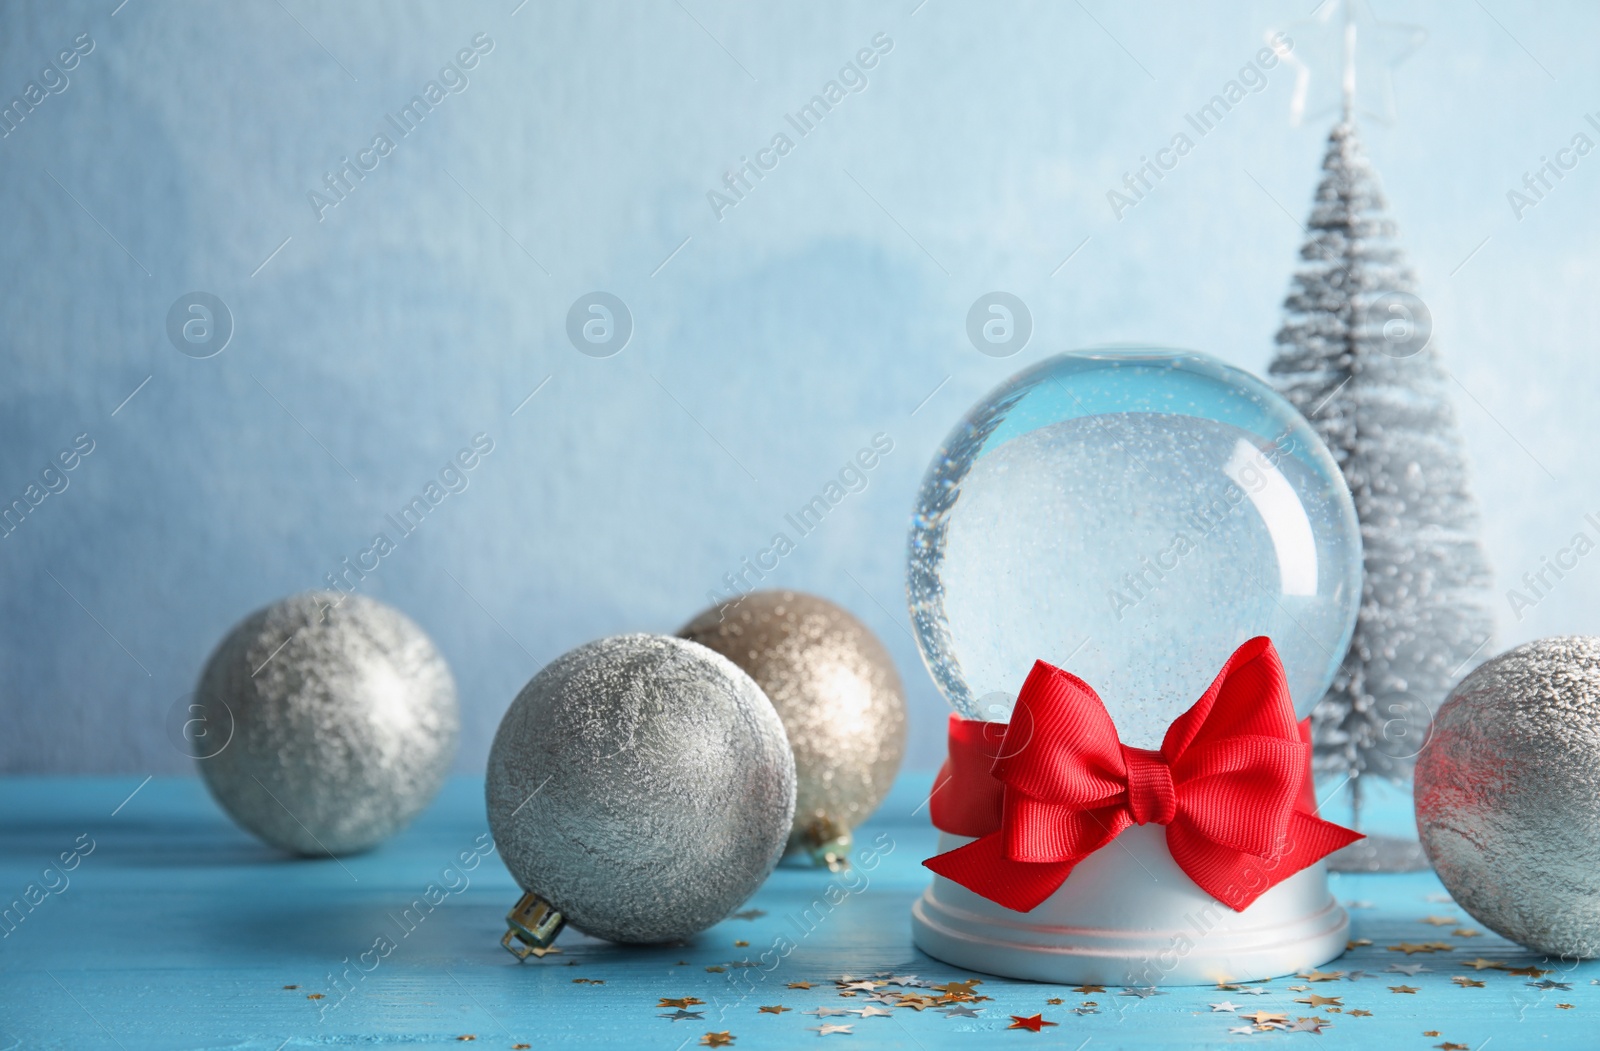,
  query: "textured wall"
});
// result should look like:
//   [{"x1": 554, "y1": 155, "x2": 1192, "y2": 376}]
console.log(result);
[{"x1": 1, "y1": 1, "x2": 1595, "y2": 774}]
